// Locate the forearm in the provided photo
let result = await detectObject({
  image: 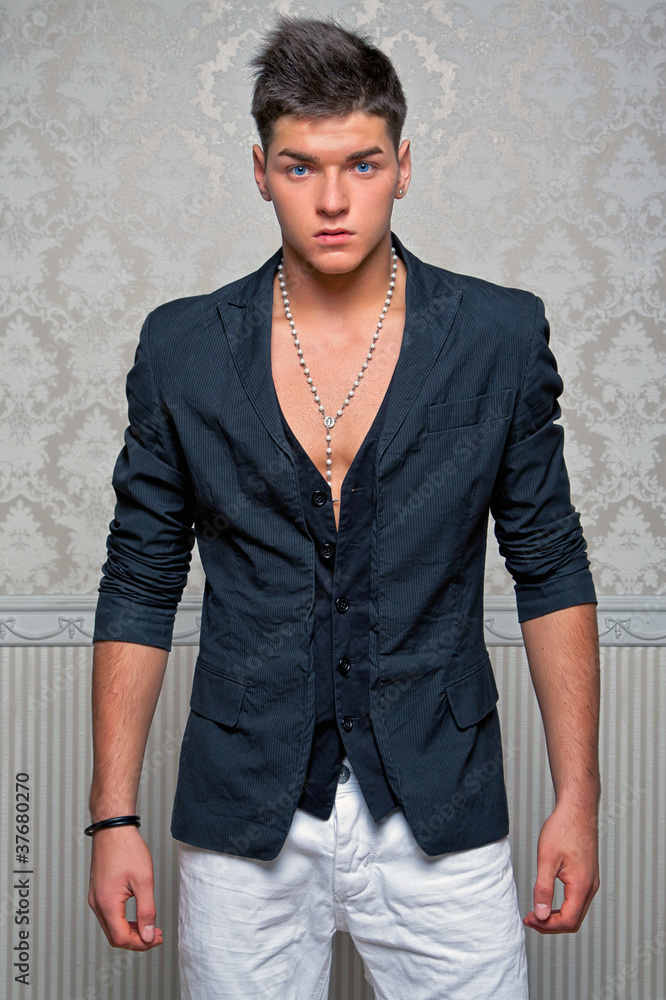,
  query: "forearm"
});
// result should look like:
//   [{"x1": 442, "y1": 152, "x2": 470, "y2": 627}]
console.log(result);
[
  {"x1": 520, "y1": 602, "x2": 601, "y2": 808},
  {"x1": 89, "y1": 640, "x2": 168, "y2": 822}
]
